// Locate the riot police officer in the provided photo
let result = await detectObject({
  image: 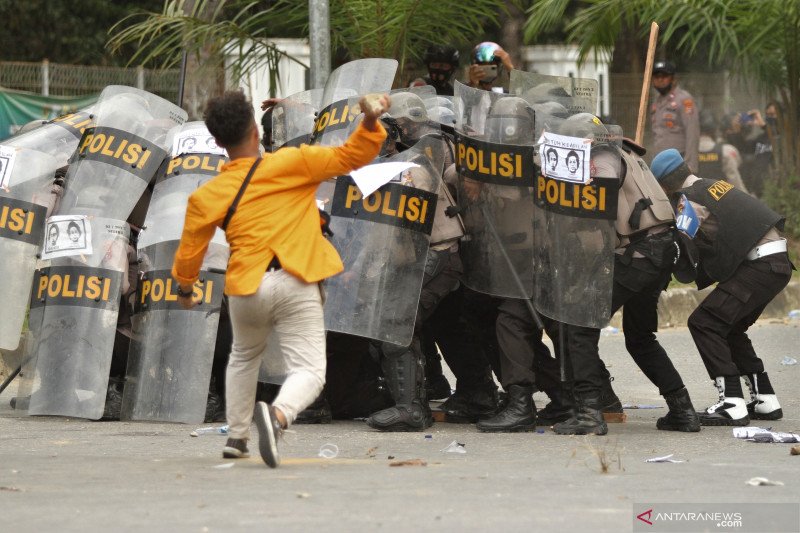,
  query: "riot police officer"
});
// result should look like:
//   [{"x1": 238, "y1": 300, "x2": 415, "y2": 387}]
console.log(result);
[
  {"x1": 553, "y1": 115, "x2": 701, "y2": 436},
  {"x1": 651, "y1": 148, "x2": 790, "y2": 425}
]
